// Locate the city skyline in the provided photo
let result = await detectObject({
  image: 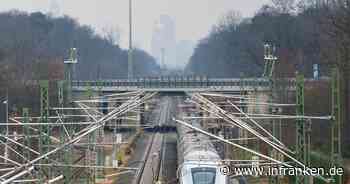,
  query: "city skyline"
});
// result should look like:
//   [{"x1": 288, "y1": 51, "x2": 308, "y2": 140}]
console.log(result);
[
  {"x1": 0, "y1": 0, "x2": 270, "y2": 53},
  {"x1": 151, "y1": 15, "x2": 177, "y2": 68}
]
